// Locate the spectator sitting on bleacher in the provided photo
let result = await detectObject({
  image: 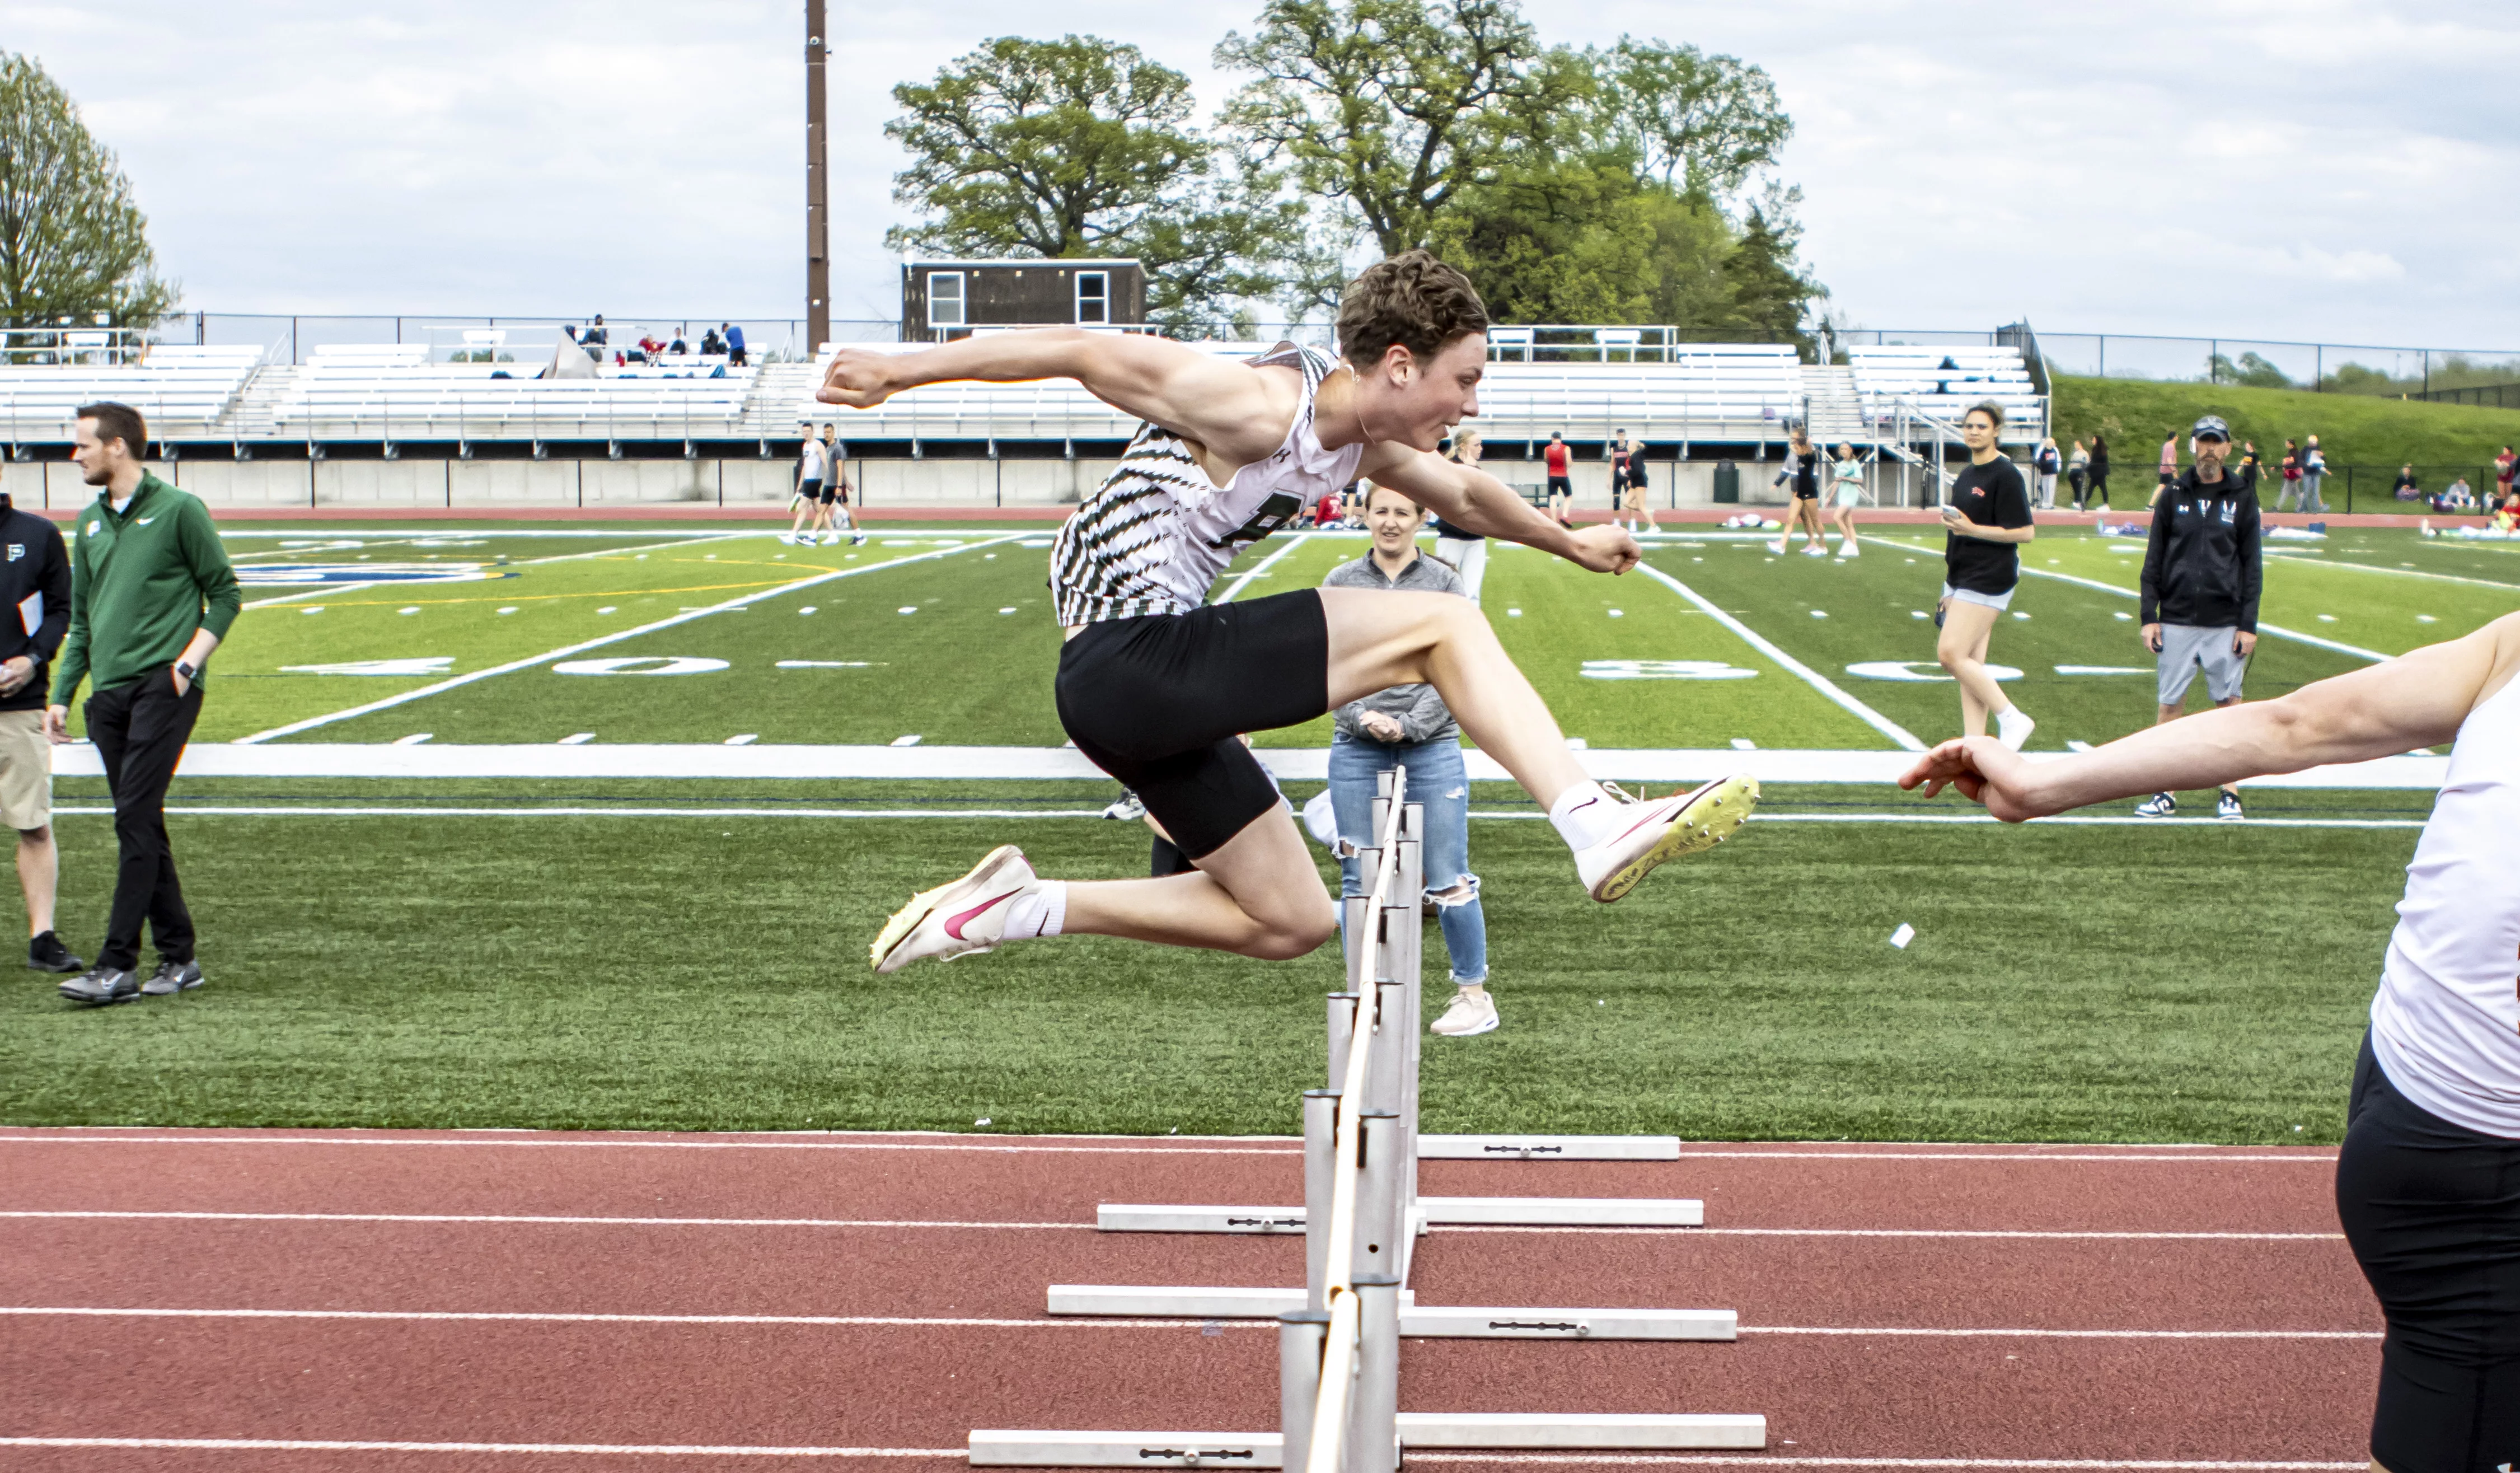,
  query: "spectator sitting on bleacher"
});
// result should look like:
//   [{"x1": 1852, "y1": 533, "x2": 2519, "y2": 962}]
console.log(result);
[
  {"x1": 668, "y1": 328, "x2": 689, "y2": 356},
  {"x1": 583, "y1": 315, "x2": 608, "y2": 353},
  {"x1": 2393, "y1": 465, "x2": 2423, "y2": 502},
  {"x1": 700, "y1": 325, "x2": 725, "y2": 356},
  {"x1": 724, "y1": 323, "x2": 748, "y2": 368},
  {"x1": 635, "y1": 333, "x2": 664, "y2": 362}
]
